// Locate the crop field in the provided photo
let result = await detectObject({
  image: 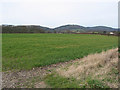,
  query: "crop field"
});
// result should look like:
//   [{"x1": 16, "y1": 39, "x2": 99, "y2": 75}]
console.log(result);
[{"x1": 2, "y1": 34, "x2": 118, "y2": 71}]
